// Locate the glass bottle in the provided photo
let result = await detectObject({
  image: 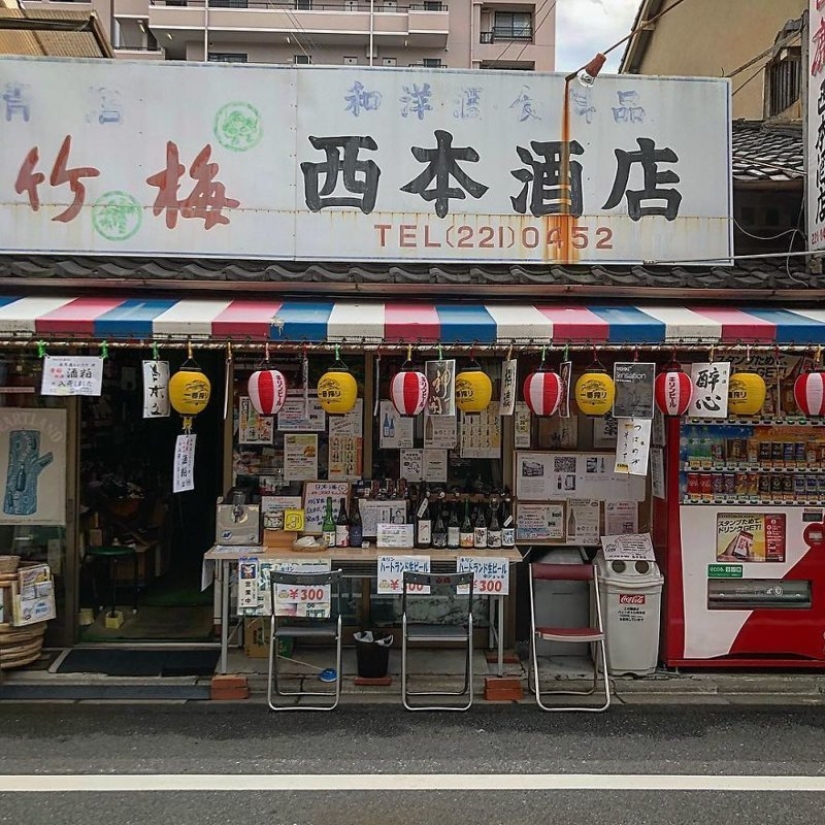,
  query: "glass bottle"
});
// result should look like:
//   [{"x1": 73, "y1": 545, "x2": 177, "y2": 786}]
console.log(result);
[
  {"x1": 432, "y1": 502, "x2": 448, "y2": 548},
  {"x1": 415, "y1": 487, "x2": 432, "y2": 548},
  {"x1": 501, "y1": 496, "x2": 516, "y2": 548},
  {"x1": 322, "y1": 497, "x2": 336, "y2": 547},
  {"x1": 335, "y1": 496, "x2": 350, "y2": 548},
  {"x1": 460, "y1": 499, "x2": 474, "y2": 548},
  {"x1": 566, "y1": 505, "x2": 577, "y2": 541},
  {"x1": 447, "y1": 500, "x2": 460, "y2": 548},
  {"x1": 473, "y1": 502, "x2": 488, "y2": 549},
  {"x1": 349, "y1": 496, "x2": 363, "y2": 547},
  {"x1": 487, "y1": 498, "x2": 502, "y2": 548}
]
